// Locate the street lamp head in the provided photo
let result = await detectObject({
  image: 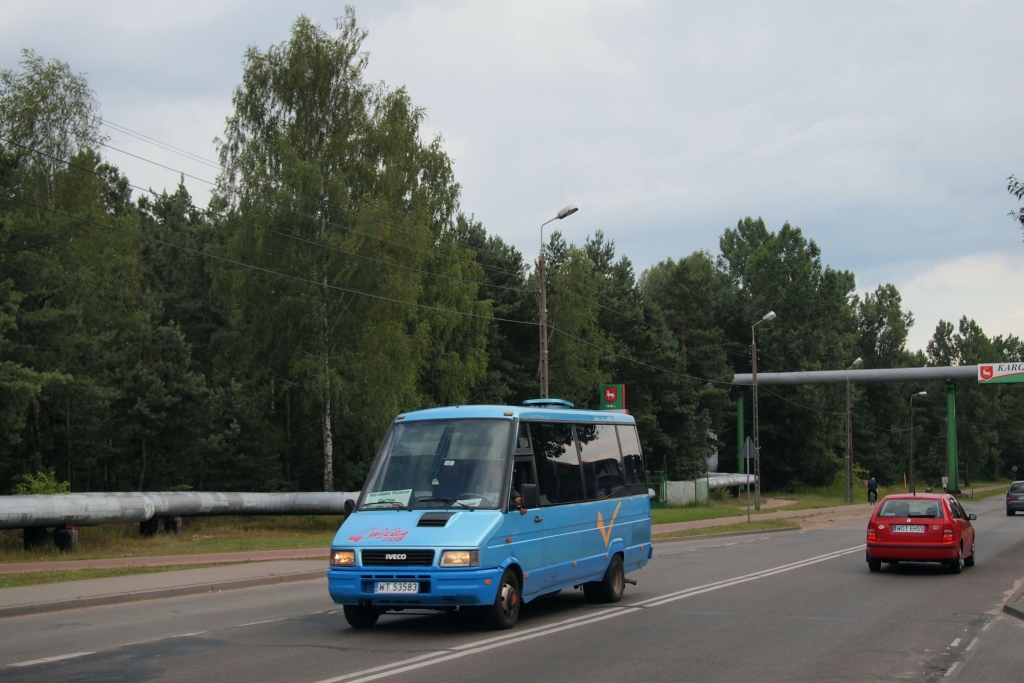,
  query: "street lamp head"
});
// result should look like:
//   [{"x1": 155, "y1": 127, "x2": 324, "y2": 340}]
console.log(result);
[
  {"x1": 852, "y1": 357, "x2": 862, "y2": 367},
  {"x1": 557, "y1": 204, "x2": 578, "y2": 219},
  {"x1": 762, "y1": 311, "x2": 776, "y2": 322},
  {"x1": 917, "y1": 391, "x2": 927, "y2": 396}
]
